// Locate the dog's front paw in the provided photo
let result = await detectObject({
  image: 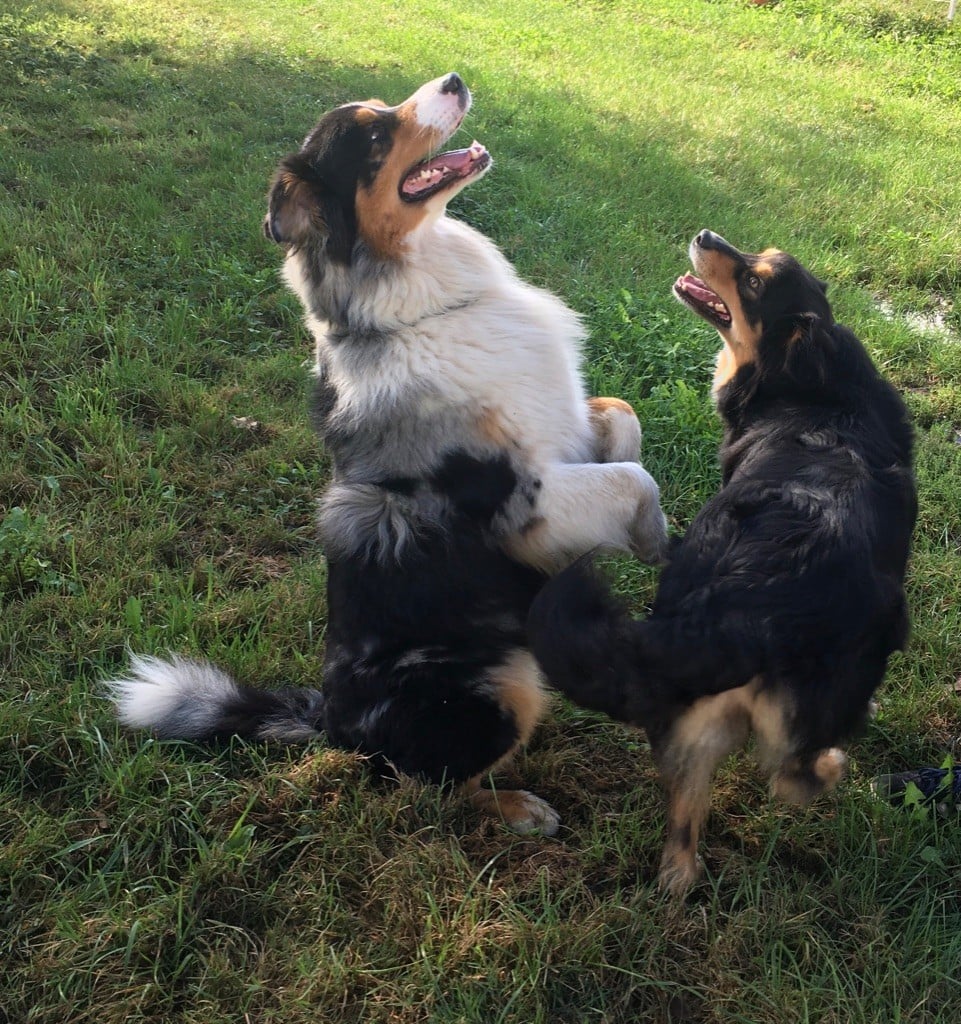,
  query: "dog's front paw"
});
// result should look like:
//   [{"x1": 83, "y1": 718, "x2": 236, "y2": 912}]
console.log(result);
[
  {"x1": 657, "y1": 849, "x2": 704, "y2": 897},
  {"x1": 771, "y1": 747, "x2": 848, "y2": 805}
]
